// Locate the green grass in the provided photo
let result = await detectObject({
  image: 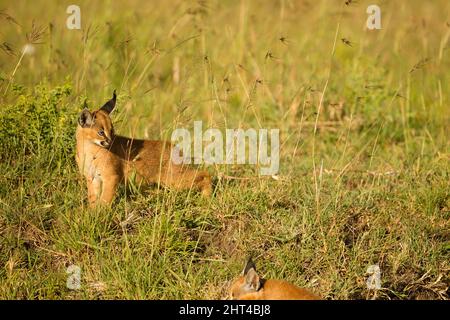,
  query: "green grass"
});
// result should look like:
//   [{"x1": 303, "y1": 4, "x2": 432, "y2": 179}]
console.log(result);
[{"x1": 0, "y1": 0, "x2": 449, "y2": 299}]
